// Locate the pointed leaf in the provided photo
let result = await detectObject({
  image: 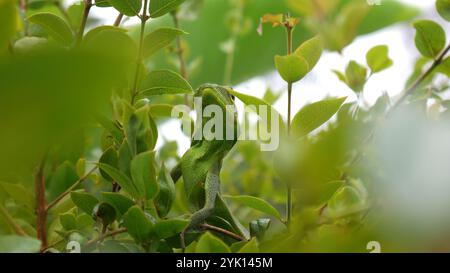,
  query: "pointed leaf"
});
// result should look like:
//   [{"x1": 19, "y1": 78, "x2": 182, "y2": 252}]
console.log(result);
[
  {"x1": 138, "y1": 70, "x2": 193, "y2": 97},
  {"x1": 143, "y1": 28, "x2": 186, "y2": 58},
  {"x1": 70, "y1": 191, "x2": 99, "y2": 215},
  {"x1": 109, "y1": 0, "x2": 142, "y2": 16},
  {"x1": 366, "y1": 45, "x2": 393, "y2": 73},
  {"x1": 27, "y1": 13, "x2": 74, "y2": 46},
  {"x1": 196, "y1": 232, "x2": 231, "y2": 253},
  {"x1": 150, "y1": 0, "x2": 186, "y2": 18},
  {"x1": 97, "y1": 163, "x2": 139, "y2": 199},
  {"x1": 294, "y1": 35, "x2": 323, "y2": 71},
  {"x1": 274, "y1": 54, "x2": 309, "y2": 83},
  {"x1": 131, "y1": 151, "x2": 158, "y2": 200},
  {"x1": 292, "y1": 97, "x2": 347, "y2": 138},
  {"x1": 122, "y1": 206, "x2": 154, "y2": 243},
  {"x1": 413, "y1": 20, "x2": 446, "y2": 58},
  {"x1": 223, "y1": 195, "x2": 281, "y2": 221},
  {"x1": 101, "y1": 192, "x2": 135, "y2": 216},
  {"x1": 153, "y1": 219, "x2": 189, "y2": 239},
  {"x1": 437, "y1": 0, "x2": 450, "y2": 21},
  {"x1": 0, "y1": 236, "x2": 41, "y2": 253}
]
